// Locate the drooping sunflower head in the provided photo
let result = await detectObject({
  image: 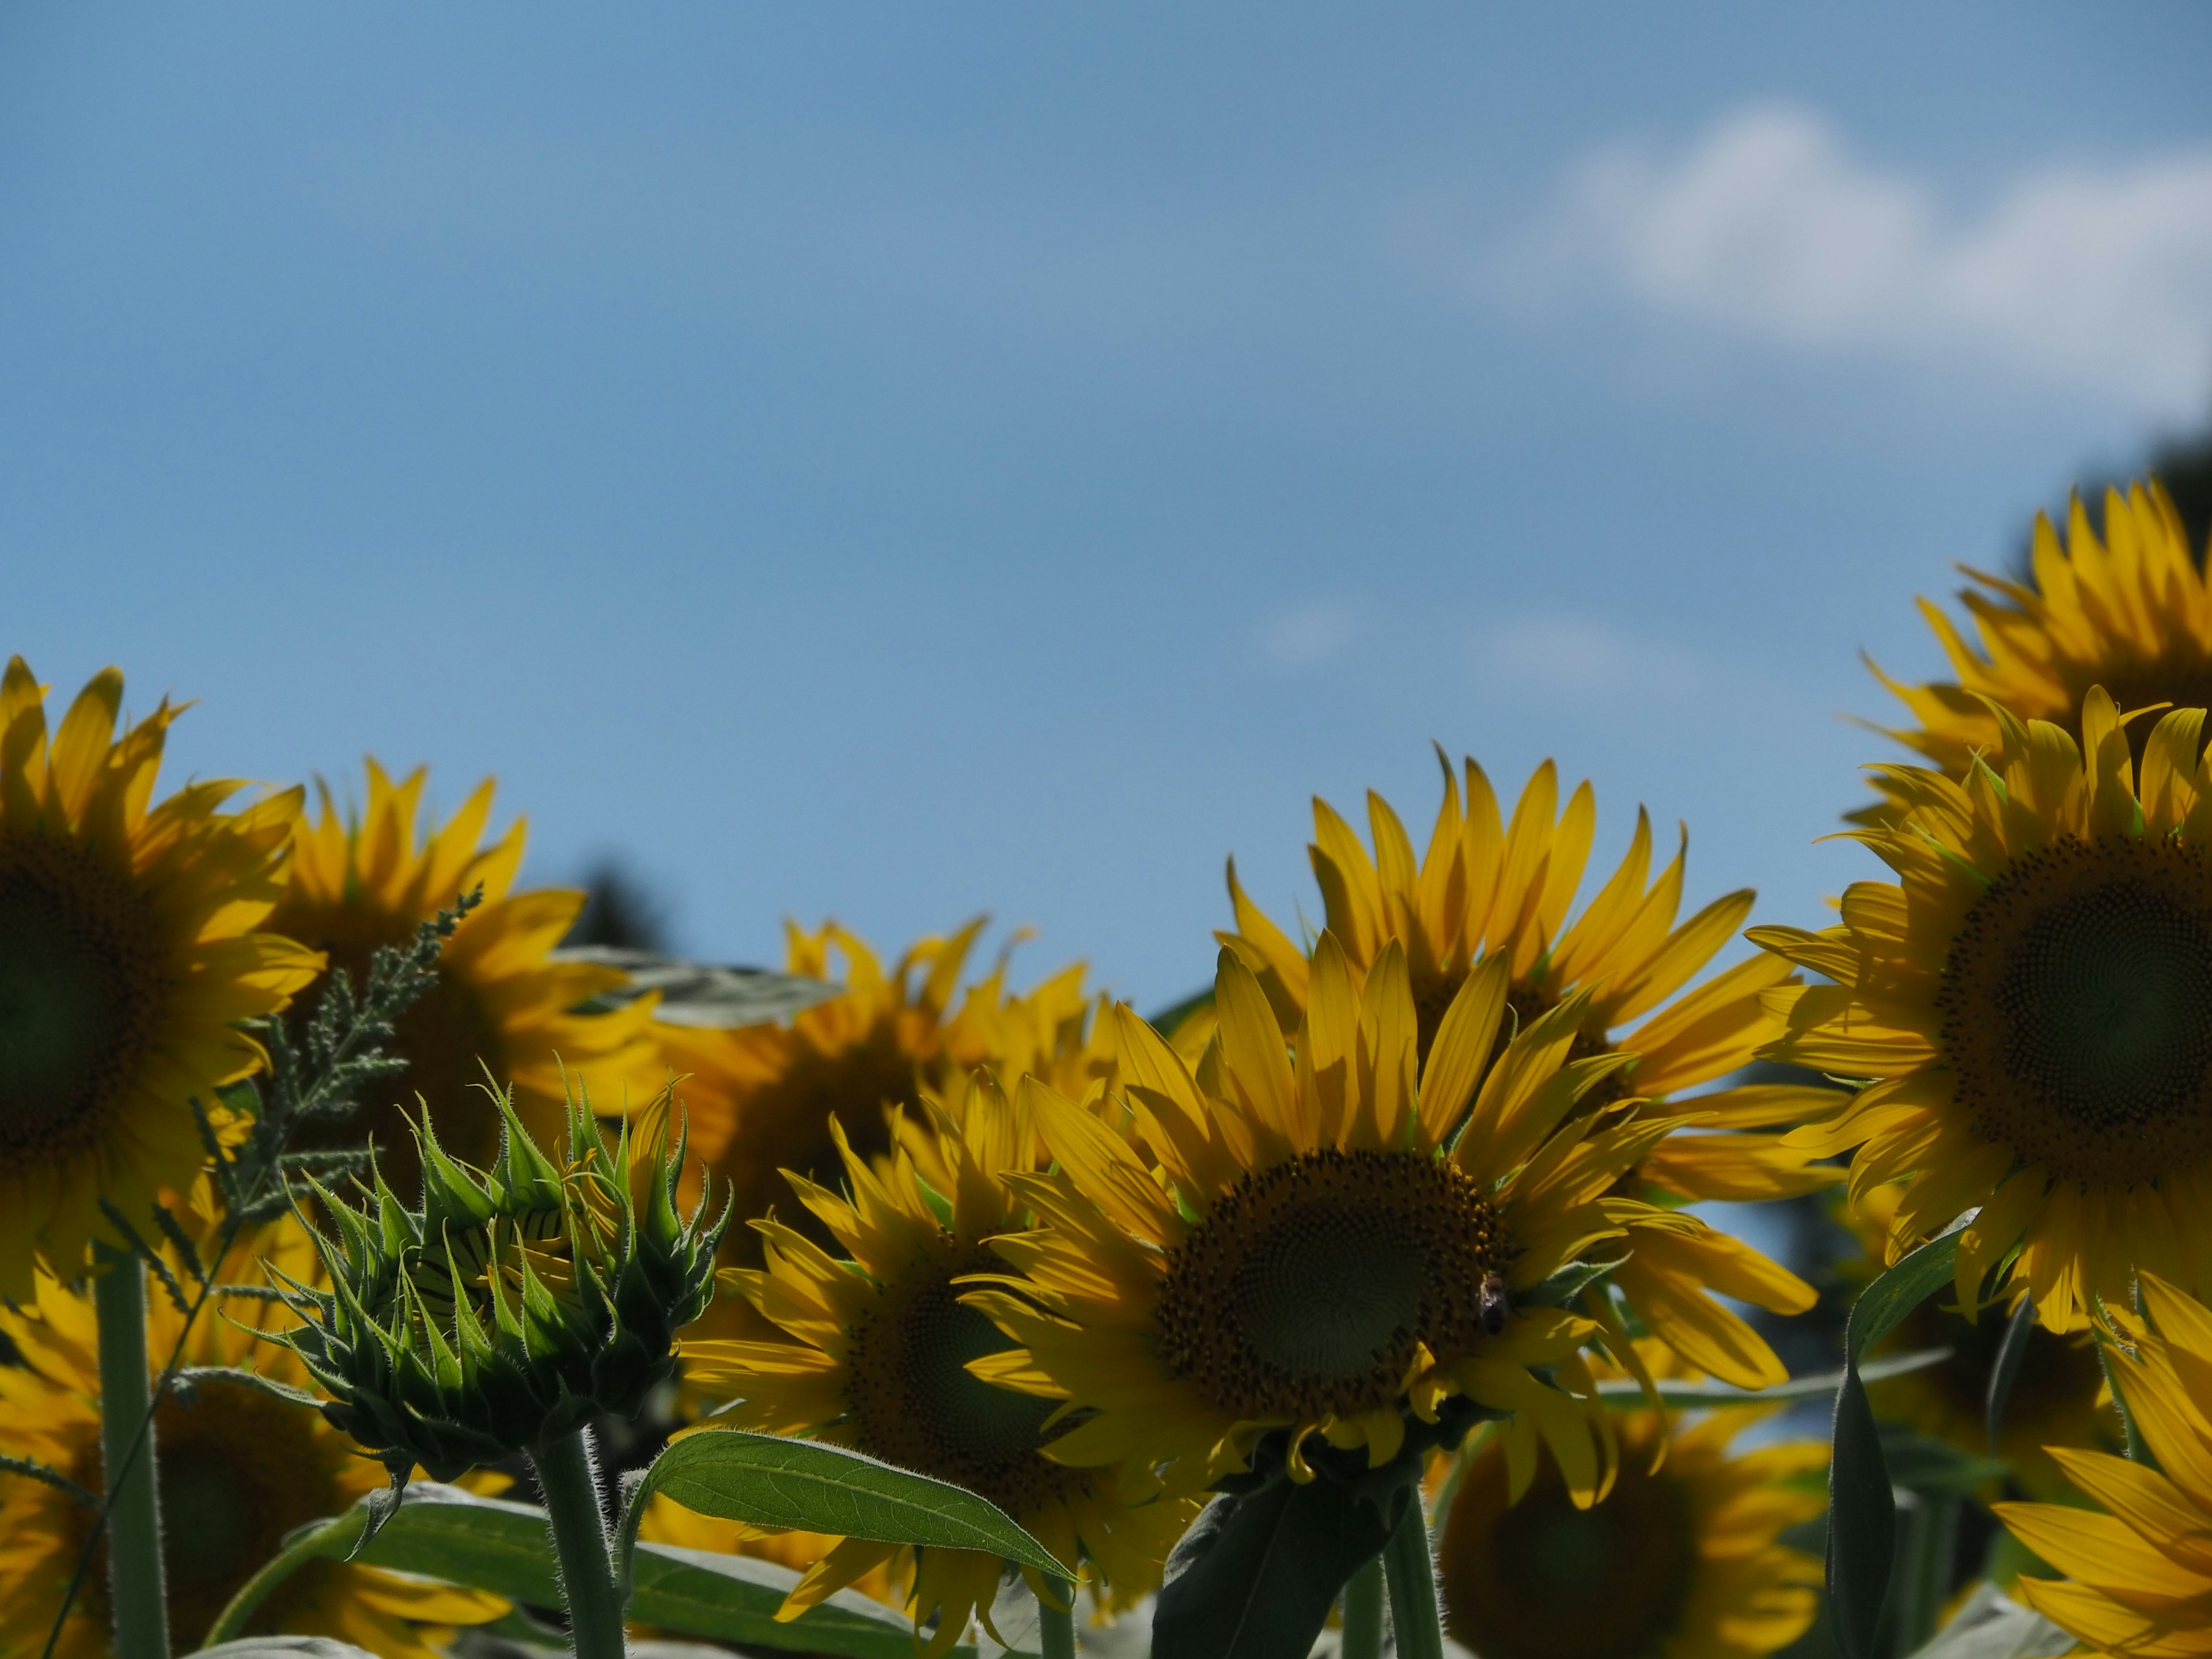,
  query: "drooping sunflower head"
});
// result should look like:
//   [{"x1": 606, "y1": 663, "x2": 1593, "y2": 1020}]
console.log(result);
[
  {"x1": 1866, "y1": 479, "x2": 2212, "y2": 810},
  {"x1": 0, "y1": 1217, "x2": 506, "y2": 1657},
  {"x1": 1993, "y1": 1272, "x2": 2212, "y2": 1656},
  {"x1": 1760, "y1": 687, "x2": 2212, "y2": 1331},
  {"x1": 967, "y1": 938, "x2": 1657, "y2": 1505},
  {"x1": 266, "y1": 760, "x2": 664, "y2": 1197},
  {"x1": 681, "y1": 1070, "x2": 1198, "y2": 1654},
  {"x1": 660, "y1": 917, "x2": 994, "y2": 1274},
  {"x1": 1433, "y1": 1346, "x2": 1824, "y2": 1659},
  {"x1": 0, "y1": 658, "x2": 321, "y2": 1297},
  {"x1": 1220, "y1": 757, "x2": 1831, "y2": 1390}
]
